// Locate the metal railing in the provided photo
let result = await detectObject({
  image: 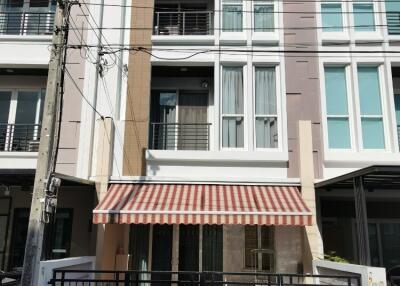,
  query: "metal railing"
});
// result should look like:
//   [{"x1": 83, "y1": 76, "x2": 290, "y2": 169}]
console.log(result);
[
  {"x1": 48, "y1": 270, "x2": 361, "y2": 286},
  {"x1": 0, "y1": 124, "x2": 41, "y2": 152},
  {"x1": 150, "y1": 122, "x2": 211, "y2": 151},
  {"x1": 0, "y1": 270, "x2": 22, "y2": 286},
  {"x1": 387, "y1": 12, "x2": 400, "y2": 35},
  {"x1": 0, "y1": 12, "x2": 55, "y2": 35},
  {"x1": 154, "y1": 11, "x2": 213, "y2": 35}
]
